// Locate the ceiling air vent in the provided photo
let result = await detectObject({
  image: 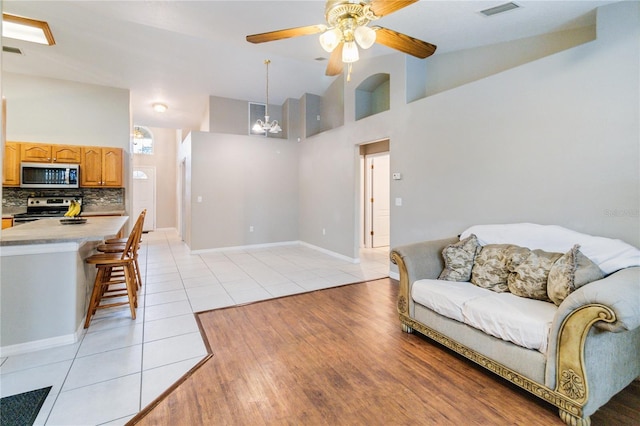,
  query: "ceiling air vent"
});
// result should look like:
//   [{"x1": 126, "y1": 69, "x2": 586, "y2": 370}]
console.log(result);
[
  {"x1": 3, "y1": 45, "x2": 23, "y2": 54},
  {"x1": 480, "y1": 2, "x2": 520, "y2": 17}
]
